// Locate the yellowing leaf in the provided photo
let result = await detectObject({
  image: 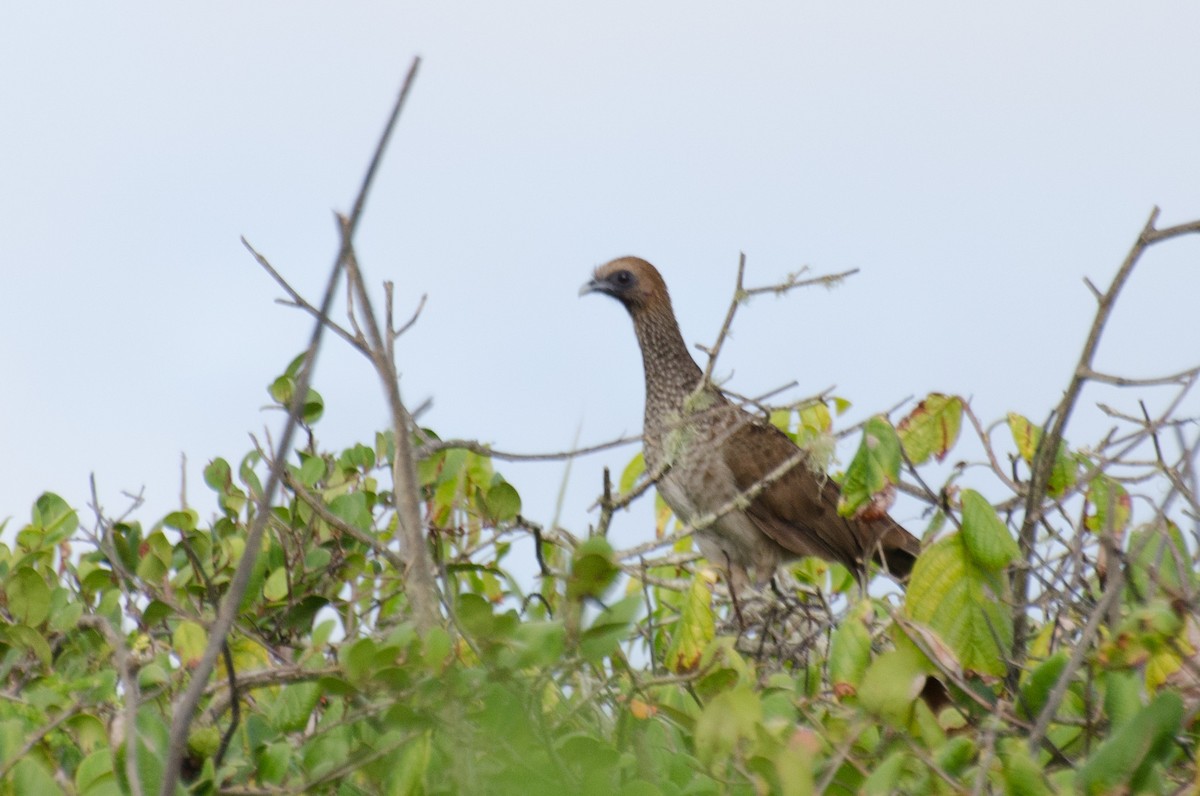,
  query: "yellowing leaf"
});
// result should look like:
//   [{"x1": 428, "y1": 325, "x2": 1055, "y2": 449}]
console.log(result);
[
  {"x1": 1007, "y1": 413, "x2": 1038, "y2": 462},
  {"x1": 629, "y1": 698, "x2": 657, "y2": 720},
  {"x1": 799, "y1": 401, "x2": 833, "y2": 433},
  {"x1": 839, "y1": 416, "x2": 901, "y2": 520},
  {"x1": 898, "y1": 393, "x2": 964, "y2": 465},
  {"x1": 1006, "y1": 413, "x2": 1077, "y2": 497},
  {"x1": 655, "y1": 493, "x2": 676, "y2": 538},
  {"x1": 664, "y1": 575, "x2": 715, "y2": 673},
  {"x1": 1085, "y1": 476, "x2": 1131, "y2": 536}
]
